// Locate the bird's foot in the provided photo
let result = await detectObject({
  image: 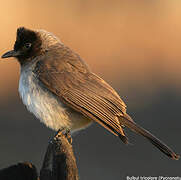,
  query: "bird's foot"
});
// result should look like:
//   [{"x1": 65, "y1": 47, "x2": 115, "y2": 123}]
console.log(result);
[
  {"x1": 49, "y1": 128, "x2": 65, "y2": 144},
  {"x1": 53, "y1": 128, "x2": 72, "y2": 144}
]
